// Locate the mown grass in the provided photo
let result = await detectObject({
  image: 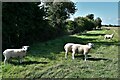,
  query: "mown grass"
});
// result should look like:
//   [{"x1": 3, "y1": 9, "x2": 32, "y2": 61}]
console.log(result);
[{"x1": 1, "y1": 27, "x2": 120, "y2": 78}]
